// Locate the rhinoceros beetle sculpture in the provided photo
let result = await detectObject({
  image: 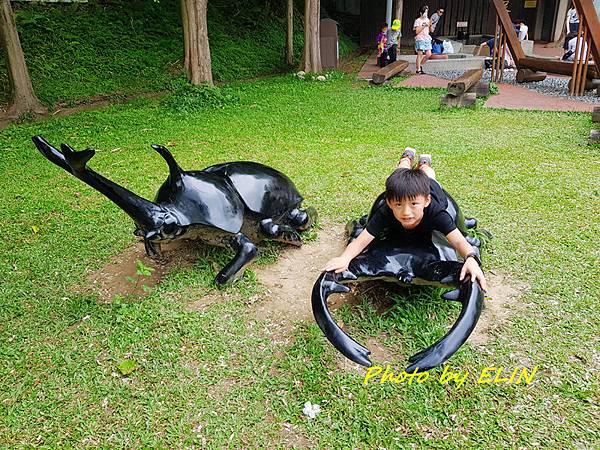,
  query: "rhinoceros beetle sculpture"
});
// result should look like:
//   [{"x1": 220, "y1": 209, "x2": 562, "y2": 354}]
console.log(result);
[
  {"x1": 312, "y1": 186, "x2": 485, "y2": 372},
  {"x1": 33, "y1": 136, "x2": 317, "y2": 285}
]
